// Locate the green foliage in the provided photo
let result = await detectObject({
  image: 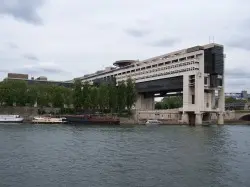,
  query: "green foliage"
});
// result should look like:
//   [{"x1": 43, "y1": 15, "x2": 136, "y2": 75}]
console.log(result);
[
  {"x1": 0, "y1": 80, "x2": 72, "y2": 109},
  {"x1": 0, "y1": 77, "x2": 137, "y2": 115},
  {"x1": 225, "y1": 97, "x2": 246, "y2": 104},
  {"x1": 82, "y1": 81, "x2": 91, "y2": 110},
  {"x1": 155, "y1": 96, "x2": 183, "y2": 109},
  {"x1": 89, "y1": 87, "x2": 98, "y2": 110},
  {"x1": 51, "y1": 86, "x2": 64, "y2": 108},
  {"x1": 225, "y1": 97, "x2": 237, "y2": 103},
  {"x1": 98, "y1": 83, "x2": 109, "y2": 111},
  {"x1": 126, "y1": 77, "x2": 137, "y2": 111},
  {"x1": 73, "y1": 79, "x2": 82, "y2": 110},
  {"x1": 117, "y1": 81, "x2": 127, "y2": 113},
  {"x1": 155, "y1": 102, "x2": 162, "y2": 109},
  {"x1": 26, "y1": 85, "x2": 38, "y2": 106},
  {"x1": 108, "y1": 83, "x2": 117, "y2": 113}
]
